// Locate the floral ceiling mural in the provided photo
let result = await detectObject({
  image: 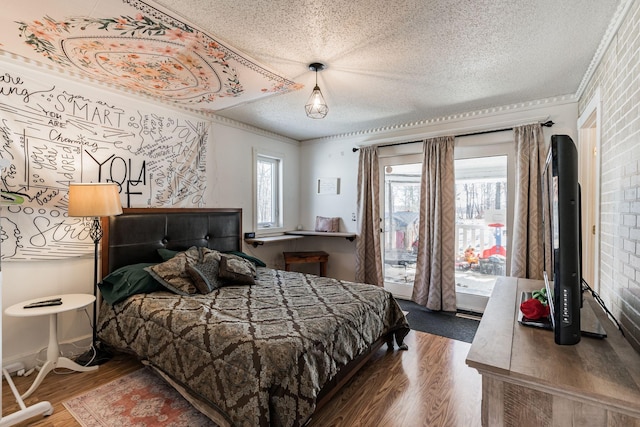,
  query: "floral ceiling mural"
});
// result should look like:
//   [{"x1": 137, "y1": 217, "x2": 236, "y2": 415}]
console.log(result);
[{"x1": 2, "y1": 0, "x2": 302, "y2": 112}]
